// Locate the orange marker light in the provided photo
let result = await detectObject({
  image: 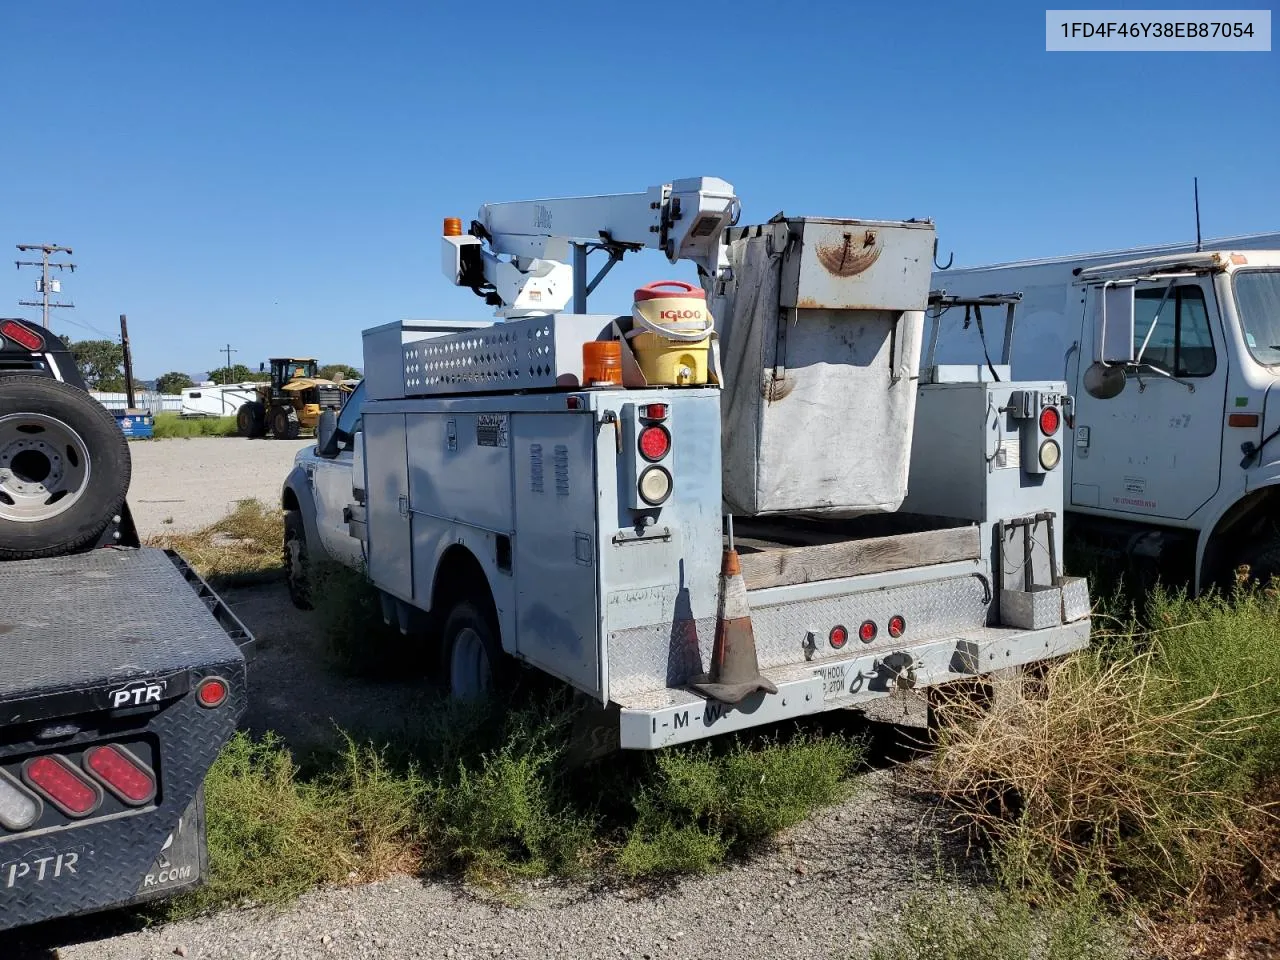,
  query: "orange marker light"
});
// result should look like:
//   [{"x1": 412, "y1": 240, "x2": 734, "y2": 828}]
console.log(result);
[{"x1": 443, "y1": 217, "x2": 463, "y2": 237}]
